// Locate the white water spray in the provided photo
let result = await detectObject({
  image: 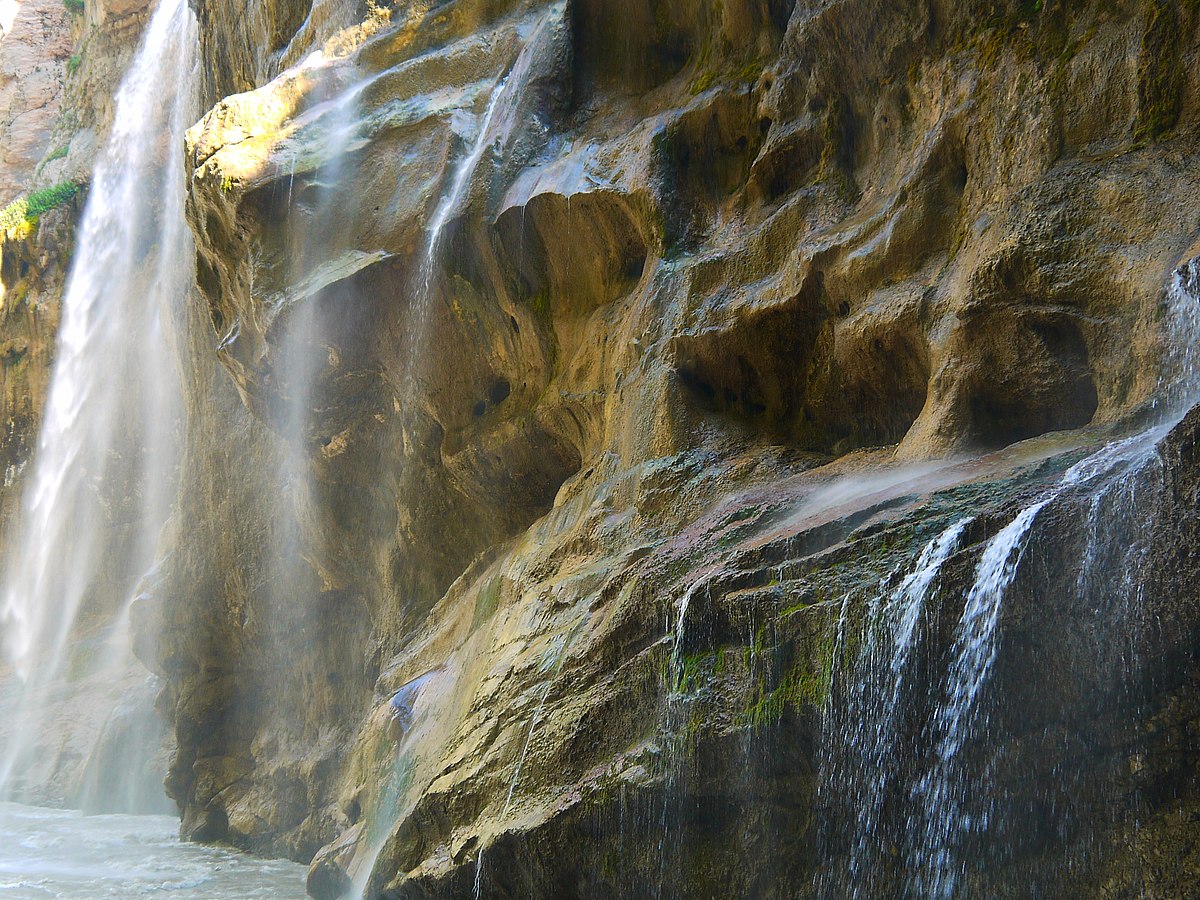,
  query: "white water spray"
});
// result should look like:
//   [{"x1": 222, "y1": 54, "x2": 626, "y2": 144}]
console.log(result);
[
  {"x1": 0, "y1": 0, "x2": 198, "y2": 804},
  {"x1": 817, "y1": 518, "x2": 970, "y2": 895},
  {"x1": 912, "y1": 500, "x2": 1048, "y2": 897},
  {"x1": 907, "y1": 258, "x2": 1200, "y2": 895}
]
